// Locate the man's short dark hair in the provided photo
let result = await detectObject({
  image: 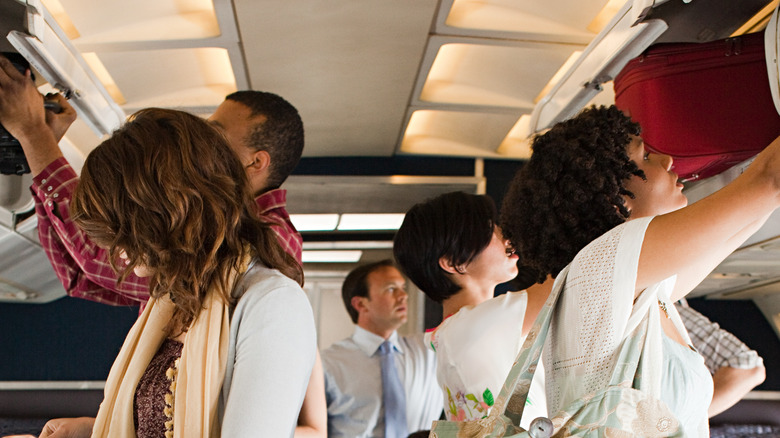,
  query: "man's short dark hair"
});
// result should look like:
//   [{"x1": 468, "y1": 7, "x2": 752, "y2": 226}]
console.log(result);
[
  {"x1": 225, "y1": 90, "x2": 304, "y2": 189},
  {"x1": 394, "y1": 192, "x2": 496, "y2": 303},
  {"x1": 341, "y1": 259, "x2": 395, "y2": 324}
]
